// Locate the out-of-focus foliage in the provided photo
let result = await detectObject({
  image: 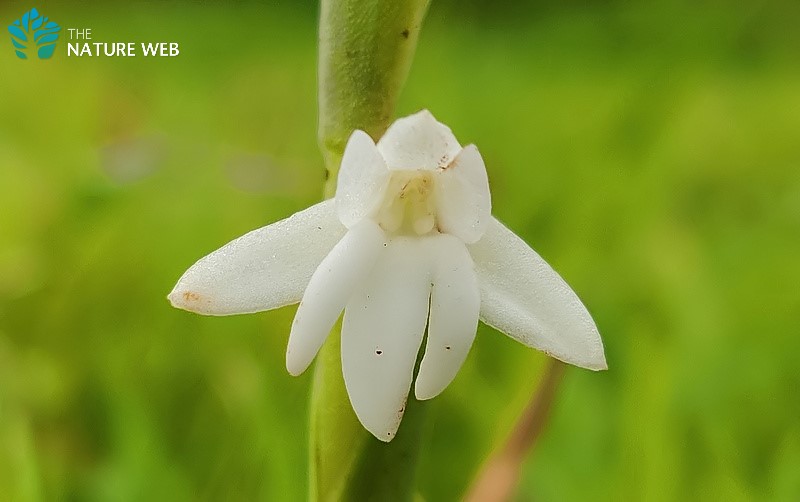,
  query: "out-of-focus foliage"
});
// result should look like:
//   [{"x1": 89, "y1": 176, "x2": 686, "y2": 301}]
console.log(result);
[{"x1": 0, "y1": 1, "x2": 798, "y2": 500}]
